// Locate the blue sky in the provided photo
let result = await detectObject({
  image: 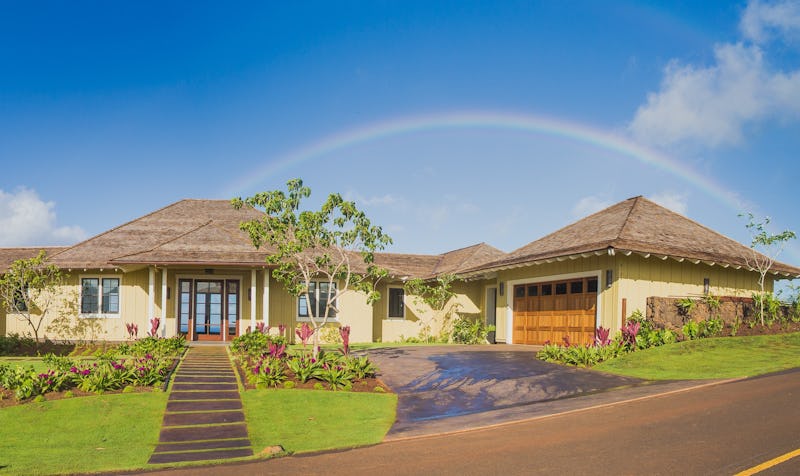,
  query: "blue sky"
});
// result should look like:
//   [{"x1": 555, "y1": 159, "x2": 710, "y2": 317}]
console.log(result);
[{"x1": 1, "y1": 1, "x2": 799, "y2": 273}]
